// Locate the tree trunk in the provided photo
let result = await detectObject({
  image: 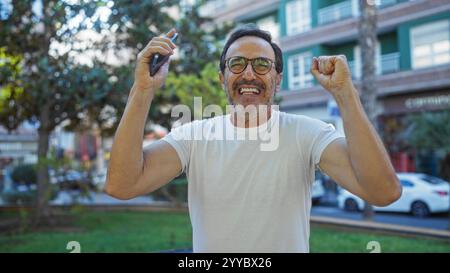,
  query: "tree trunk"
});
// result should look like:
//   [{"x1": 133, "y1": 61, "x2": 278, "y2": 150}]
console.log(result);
[
  {"x1": 358, "y1": 1, "x2": 379, "y2": 220},
  {"x1": 35, "y1": 0, "x2": 52, "y2": 224},
  {"x1": 33, "y1": 103, "x2": 52, "y2": 225}
]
